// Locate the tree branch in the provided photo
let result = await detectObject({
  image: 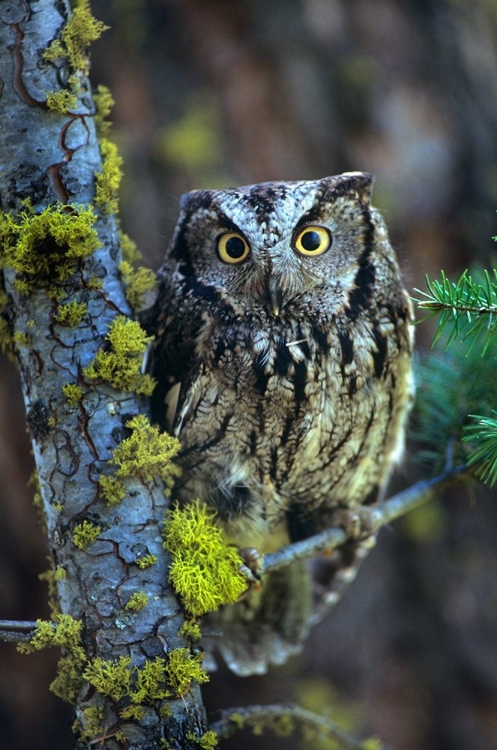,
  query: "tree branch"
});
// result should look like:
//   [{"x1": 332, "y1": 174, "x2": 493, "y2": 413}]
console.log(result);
[
  {"x1": 263, "y1": 464, "x2": 470, "y2": 575},
  {"x1": 210, "y1": 703, "x2": 372, "y2": 749},
  {"x1": 0, "y1": 621, "x2": 38, "y2": 643}
]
